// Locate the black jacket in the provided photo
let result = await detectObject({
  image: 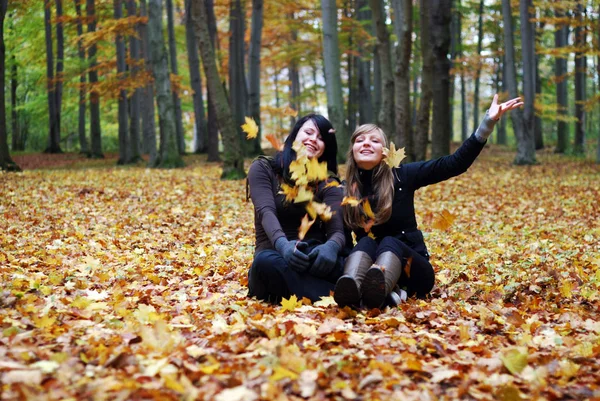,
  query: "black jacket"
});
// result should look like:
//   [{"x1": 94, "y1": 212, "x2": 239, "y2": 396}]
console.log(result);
[{"x1": 354, "y1": 132, "x2": 486, "y2": 258}]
